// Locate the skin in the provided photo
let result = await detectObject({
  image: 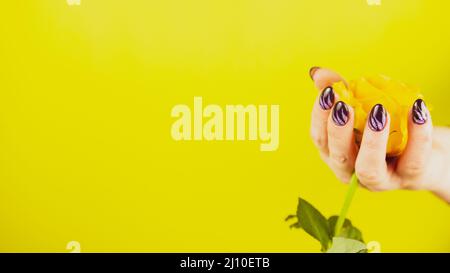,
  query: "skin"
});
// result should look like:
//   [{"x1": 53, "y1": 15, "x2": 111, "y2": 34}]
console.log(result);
[{"x1": 310, "y1": 67, "x2": 450, "y2": 203}]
